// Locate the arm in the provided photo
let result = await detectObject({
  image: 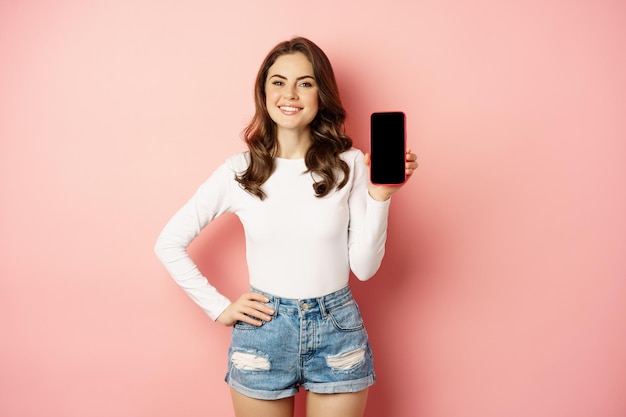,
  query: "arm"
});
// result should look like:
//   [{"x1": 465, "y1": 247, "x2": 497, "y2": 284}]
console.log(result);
[
  {"x1": 154, "y1": 161, "x2": 233, "y2": 321},
  {"x1": 347, "y1": 151, "x2": 391, "y2": 280},
  {"x1": 365, "y1": 148, "x2": 419, "y2": 202},
  {"x1": 348, "y1": 149, "x2": 418, "y2": 280}
]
